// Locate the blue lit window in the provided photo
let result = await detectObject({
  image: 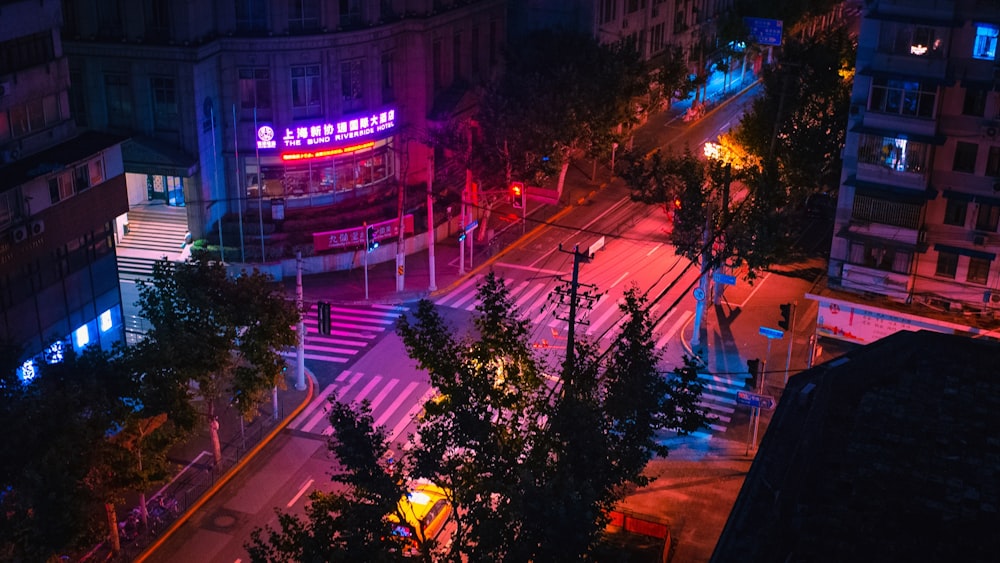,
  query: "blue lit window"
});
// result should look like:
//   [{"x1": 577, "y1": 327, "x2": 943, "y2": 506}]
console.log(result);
[
  {"x1": 43, "y1": 341, "x2": 65, "y2": 364},
  {"x1": 75, "y1": 325, "x2": 90, "y2": 348},
  {"x1": 18, "y1": 359, "x2": 37, "y2": 382},
  {"x1": 974, "y1": 24, "x2": 998, "y2": 61},
  {"x1": 100, "y1": 309, "x2": 113, "y2": 332}
]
